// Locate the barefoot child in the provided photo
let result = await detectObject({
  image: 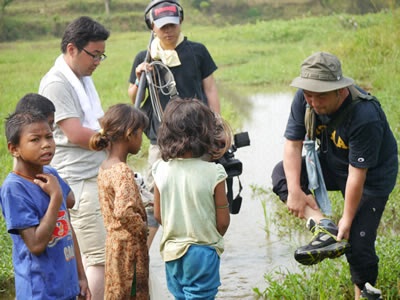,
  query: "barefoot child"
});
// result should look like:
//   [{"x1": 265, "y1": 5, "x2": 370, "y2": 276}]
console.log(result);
[
  {"x1": 89, "y1": 104, "x2": 150, "y2": 299},
  {"x1": 153, "y1": 98, "x2": 232, "y2": 299},
  {"x1": 0, "y1": 111, "x2": 90, "y2": 299}
]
